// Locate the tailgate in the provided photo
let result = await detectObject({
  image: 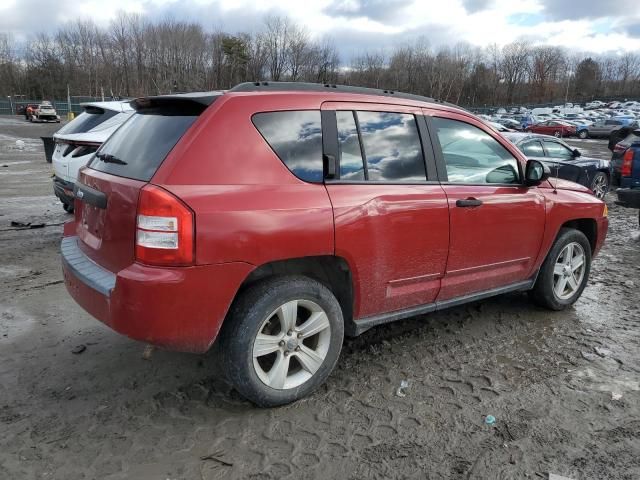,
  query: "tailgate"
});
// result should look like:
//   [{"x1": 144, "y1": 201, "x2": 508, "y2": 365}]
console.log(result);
[{"x1": 75, "y1": 168, "x2": 146, "y2": 273}]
